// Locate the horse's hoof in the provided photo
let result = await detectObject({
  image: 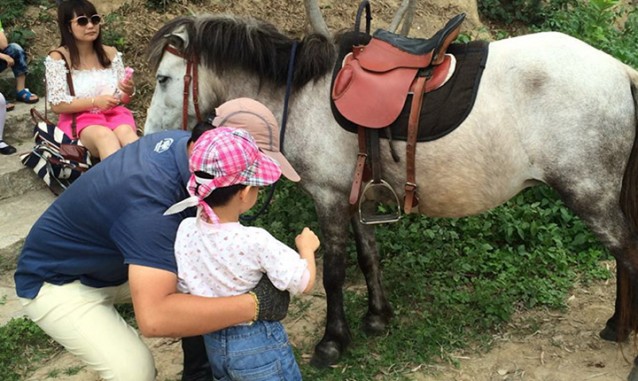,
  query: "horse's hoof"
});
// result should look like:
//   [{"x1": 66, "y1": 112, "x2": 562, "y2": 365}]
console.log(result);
[
  {"x1": 599, "y1": 324, "x2": 629, "y2": 342},
  {"x1": 362, "y1": 314, "x2": 389, "y2": 335},
  {"x1": 310, "y1": 341, "x2": 342, "y2": 368}
]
